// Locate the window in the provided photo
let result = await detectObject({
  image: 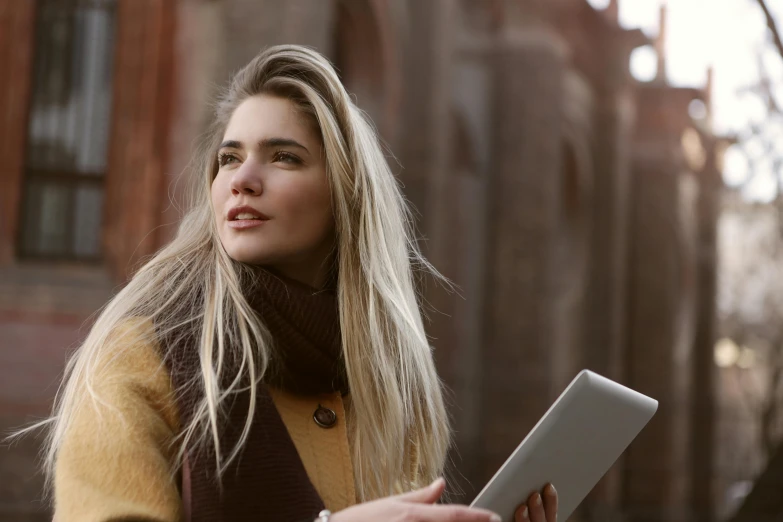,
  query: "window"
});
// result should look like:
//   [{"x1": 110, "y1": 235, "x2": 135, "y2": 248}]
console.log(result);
[{"x1": 18, "y1": 0, "x2": 116, "y2": 261}]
